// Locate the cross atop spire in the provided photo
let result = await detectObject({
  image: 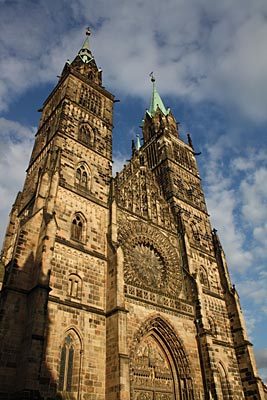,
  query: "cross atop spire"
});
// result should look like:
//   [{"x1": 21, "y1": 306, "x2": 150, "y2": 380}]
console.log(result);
[{"x1": 147, "y1": 73, "x2": 170, "y2": 118}]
